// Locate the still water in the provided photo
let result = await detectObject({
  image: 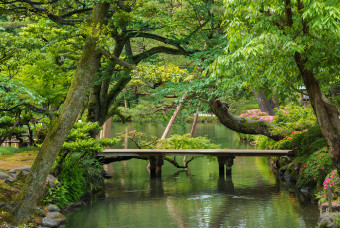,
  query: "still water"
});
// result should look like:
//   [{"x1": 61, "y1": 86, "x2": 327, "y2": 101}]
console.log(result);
[{"x1": 66, "y1": 122, "x2": 319, "y2": 228}]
